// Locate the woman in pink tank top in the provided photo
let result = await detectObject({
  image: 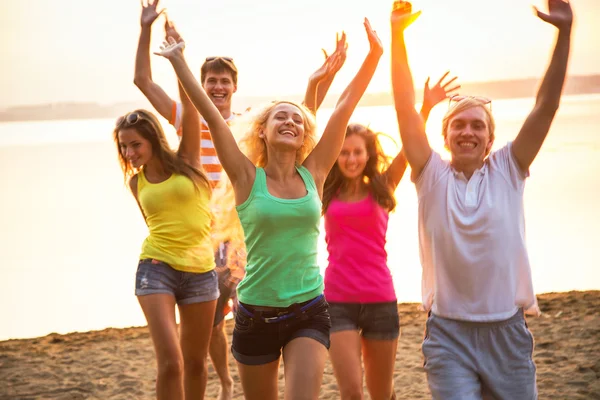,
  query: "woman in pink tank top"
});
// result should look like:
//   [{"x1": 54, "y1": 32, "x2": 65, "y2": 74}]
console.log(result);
[{"x1": 322, "y1": 72, "x2": 460, "y2": 399}]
